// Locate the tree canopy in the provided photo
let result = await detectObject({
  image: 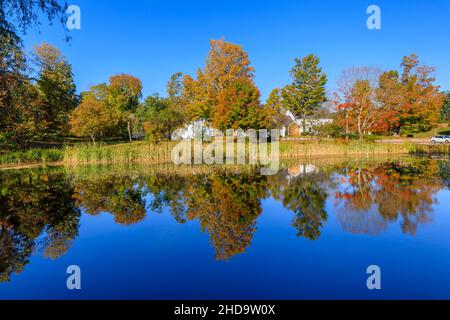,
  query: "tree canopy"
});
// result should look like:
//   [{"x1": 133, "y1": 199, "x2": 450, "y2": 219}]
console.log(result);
[
  {"x1": 281, "y1": 54, "x2": 328, "y2": 131},
  {"x1": 183, "y1": 39, "x2": 269, "y2": 130}
]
